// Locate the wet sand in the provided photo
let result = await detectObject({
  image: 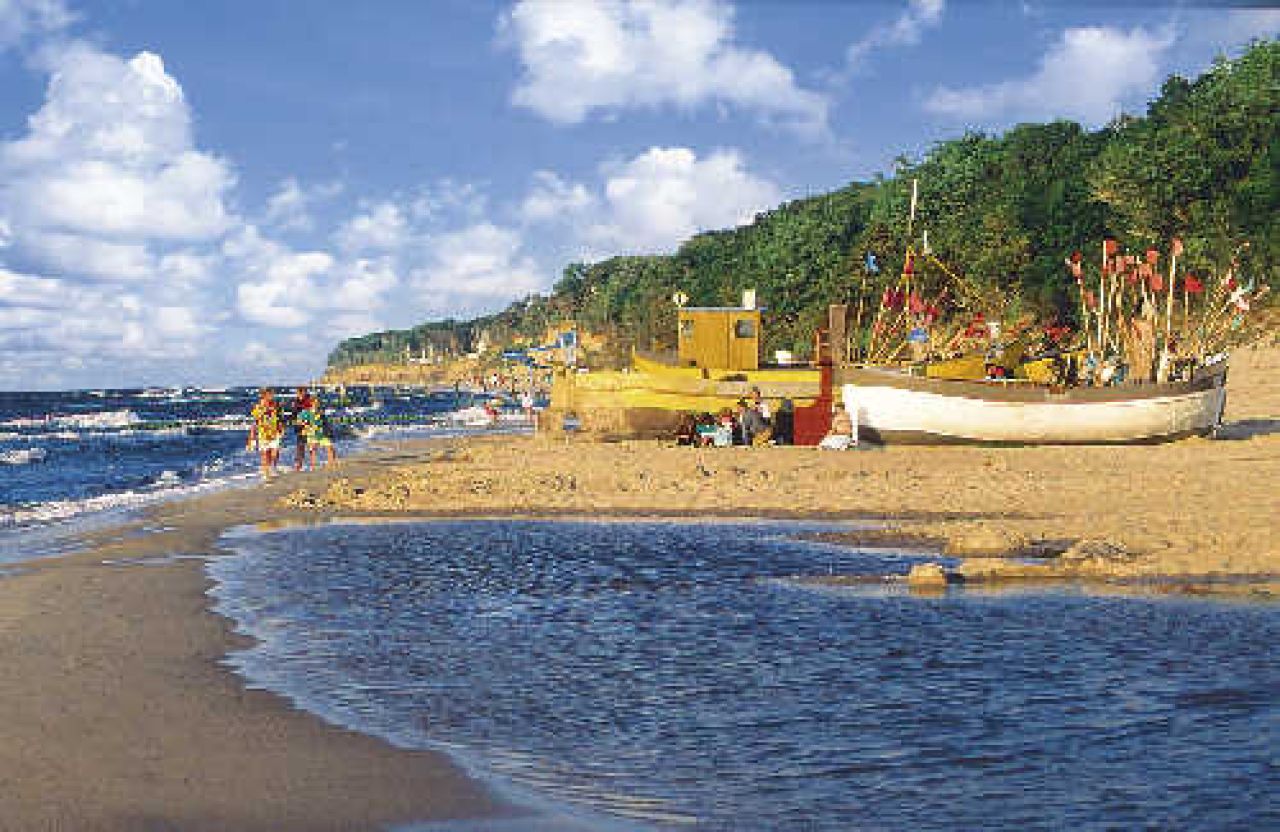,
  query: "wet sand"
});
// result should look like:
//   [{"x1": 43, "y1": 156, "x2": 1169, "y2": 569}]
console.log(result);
[
  {"x1": 0, "y1": 344, "x2": 1275, "y2": 829},
  {"x1": 0, "y1": 465, "x2": 508, "y2": 832}
]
